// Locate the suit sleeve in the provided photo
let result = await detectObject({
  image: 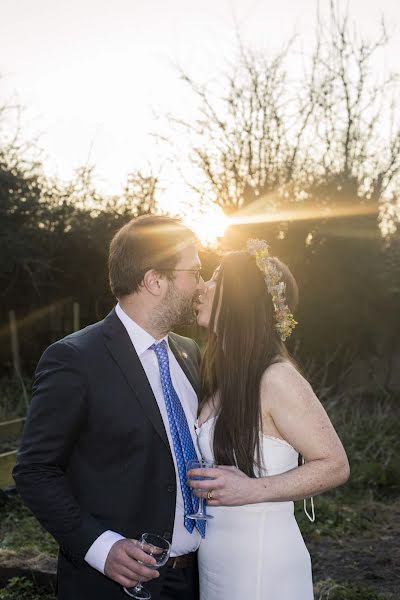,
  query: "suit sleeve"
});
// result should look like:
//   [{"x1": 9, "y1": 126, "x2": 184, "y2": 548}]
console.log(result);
[{"x1": 13, "y1": 340, "x2": 106, "y2": 565}]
